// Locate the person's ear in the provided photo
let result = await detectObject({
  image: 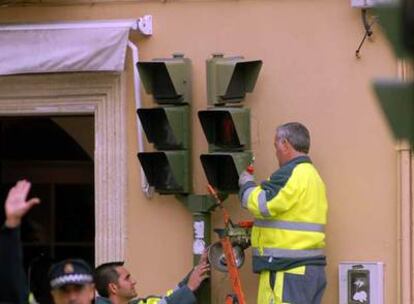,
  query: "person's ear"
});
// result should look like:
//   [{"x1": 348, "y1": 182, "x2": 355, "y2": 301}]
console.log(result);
[
  {"x1": 88, "y1": 284, "x2": 95, "y2": 300},
  {"x1": 50, "y1": 289, "x2": 58, "y2": 300},
  {"x1": 108, "y1": 282, "x2": 118, "y2": 295},
  {"x1": 283, "y1": 140, "x2": 295, "y2": 155}
]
